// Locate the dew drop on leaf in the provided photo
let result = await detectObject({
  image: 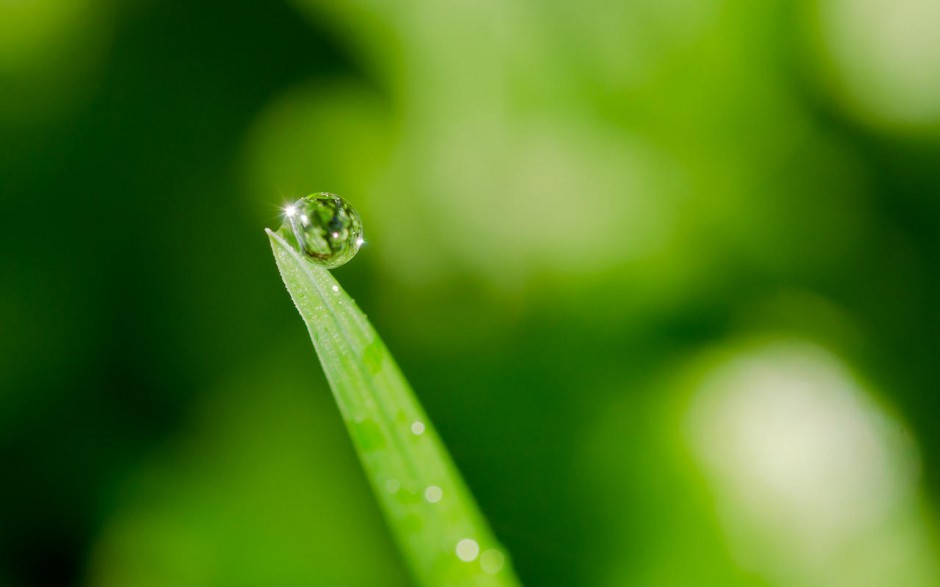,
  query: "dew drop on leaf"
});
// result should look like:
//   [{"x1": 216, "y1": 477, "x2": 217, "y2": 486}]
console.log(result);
[
  {"x1": 351, "y1": 418, "x2": 385, "y2": 451},
  {"x1": 424, "y1": 485, "x2": 443, "y2": 503},
  {"x1": 362, "y1": 340, "x2": 384, "y2": 374},
  {"x1": 282, "y1": 192, "x2": 363, "y2": 268},
  {"x1": 455, "y1": 538, "x2": 480, "y2": 562},
  {"x1": 480, "y1": 549, "x2": 505, "y2": 573}
]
